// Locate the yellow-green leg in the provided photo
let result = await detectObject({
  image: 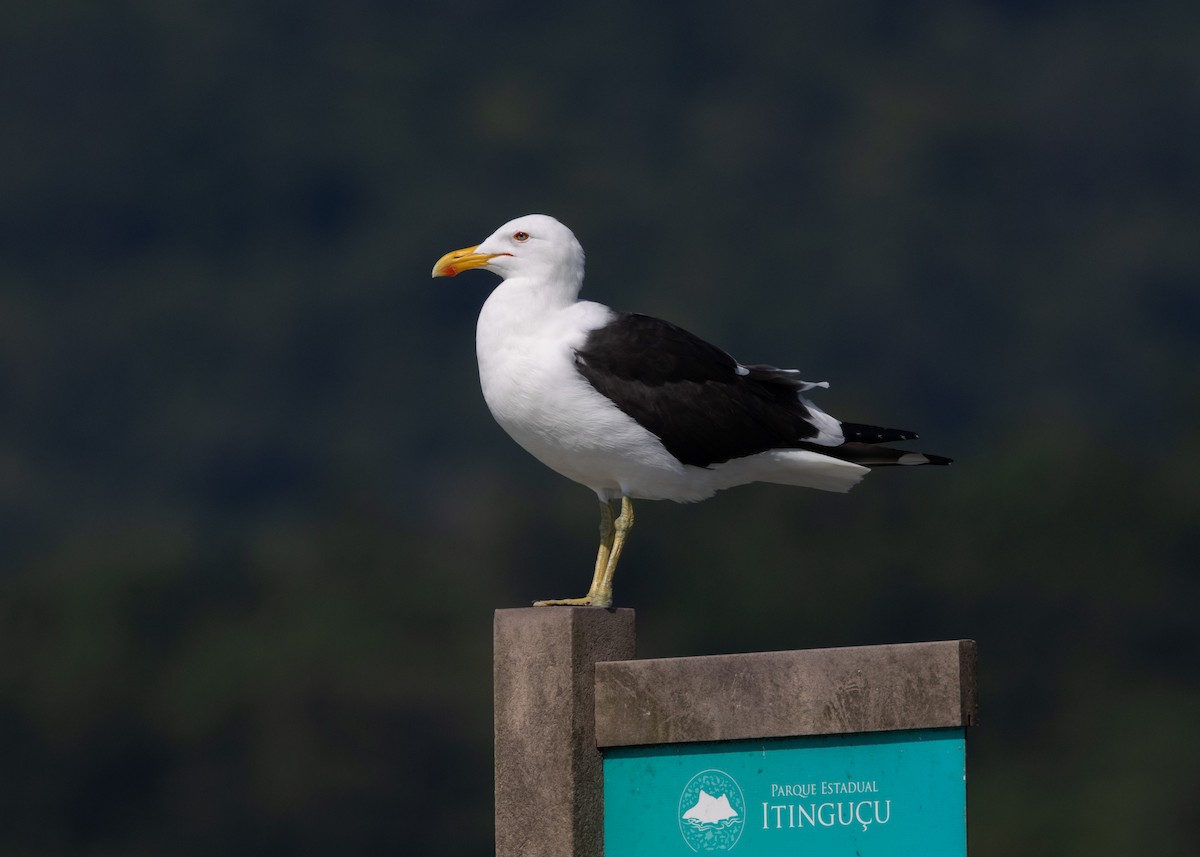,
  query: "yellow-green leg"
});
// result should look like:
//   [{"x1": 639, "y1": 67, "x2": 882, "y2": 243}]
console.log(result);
[
  {"x1": 597, "y1": 496, "x2": 634, "y2": 601},
  {"x1": 534, "y1": 497, "x2": 632, "y2": 608}
]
